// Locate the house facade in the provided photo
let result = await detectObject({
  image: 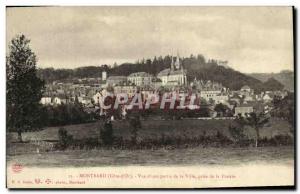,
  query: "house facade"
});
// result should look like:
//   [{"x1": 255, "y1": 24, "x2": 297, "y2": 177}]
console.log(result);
[
  {"x1": 127, "y1": 72, "x2": 153, "y2": 86},
  {"x1": 200, "y1": 90, "x2": 222, "y2": 102},
  {"x1": 234, "y1": 105, "x2": 254, "y2": 116},
  {"x1": 40, "y1": 96, "x2": 52, "y2": 105},
  {"x1": 106, "y1": 76, "x2": 127, "y2": 86}
]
